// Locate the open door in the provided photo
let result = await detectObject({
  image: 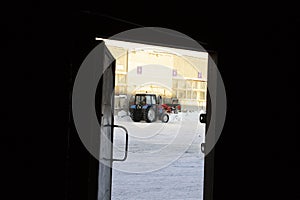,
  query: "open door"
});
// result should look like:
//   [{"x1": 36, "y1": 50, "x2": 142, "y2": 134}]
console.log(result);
[
  {"x1": 96, "y1": 42, "x2": 128, "y2": 200},
  {"x1": 96, "y1": 43, "x2": 116, "y2": 200},
  {"x1": 72, "y1": 41, "x2": 117, "y2": 200},
  {"x1": 72, "y1": 41, "x2": 129, "y2": 200}
]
